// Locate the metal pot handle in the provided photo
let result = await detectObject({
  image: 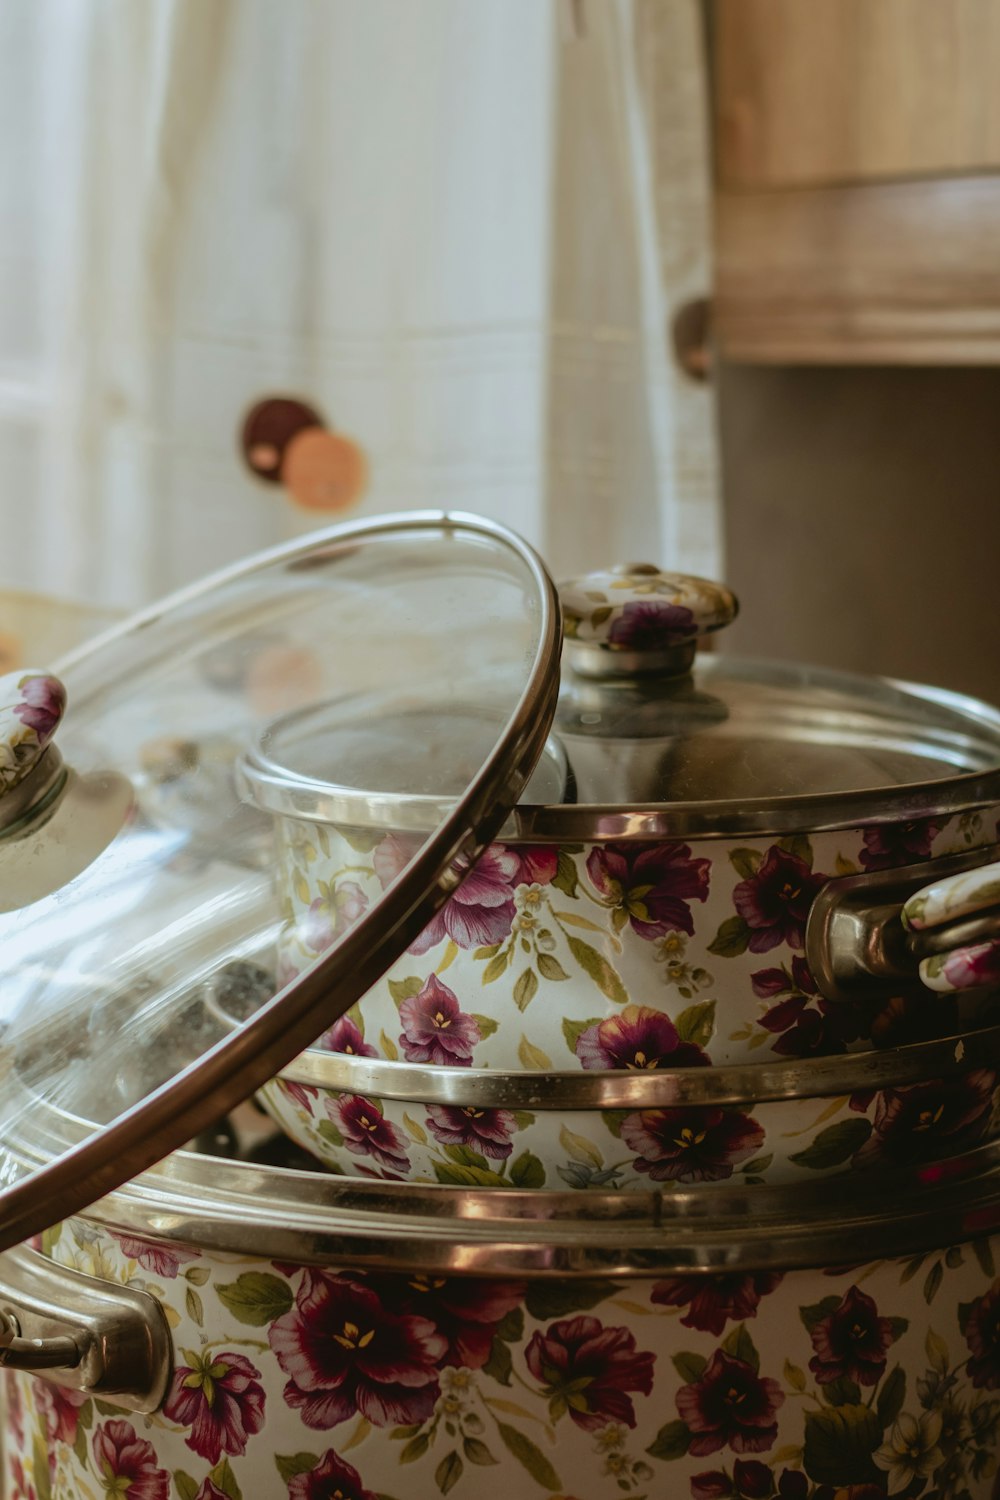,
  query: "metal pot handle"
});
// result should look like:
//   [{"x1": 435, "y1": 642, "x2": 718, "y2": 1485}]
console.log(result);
[
  {"x1": 806, "y1": 843, "x2": 1000, "y2": 1005},
  {"x1": 0, "y1": 1243, "x2": 172, "y2": 1413}
]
